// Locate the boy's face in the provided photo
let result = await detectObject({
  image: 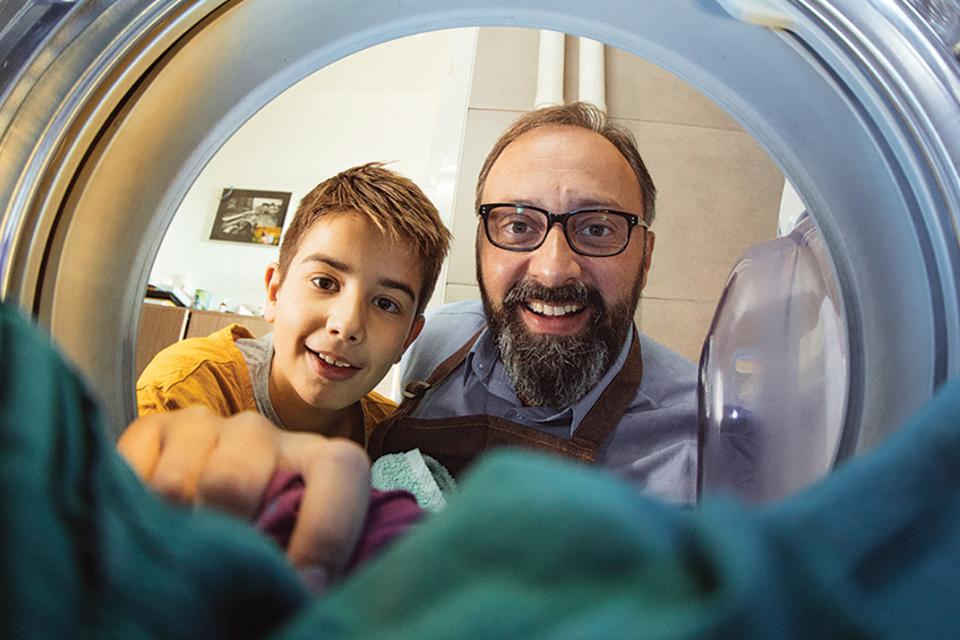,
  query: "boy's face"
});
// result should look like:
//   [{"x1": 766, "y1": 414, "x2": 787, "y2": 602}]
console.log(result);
[{"x1": 264, "y1": 212, "x2": 424, "y2": 416}]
